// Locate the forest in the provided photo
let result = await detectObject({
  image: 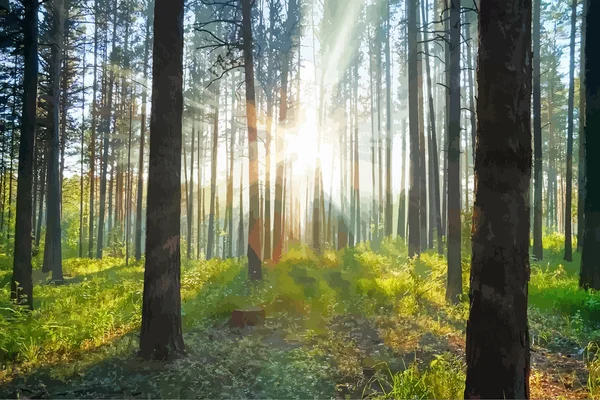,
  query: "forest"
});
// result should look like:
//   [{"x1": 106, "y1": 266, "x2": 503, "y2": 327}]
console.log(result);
[{"x1": 0, "y1": 0, "x2": 598, "y2": 397}]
